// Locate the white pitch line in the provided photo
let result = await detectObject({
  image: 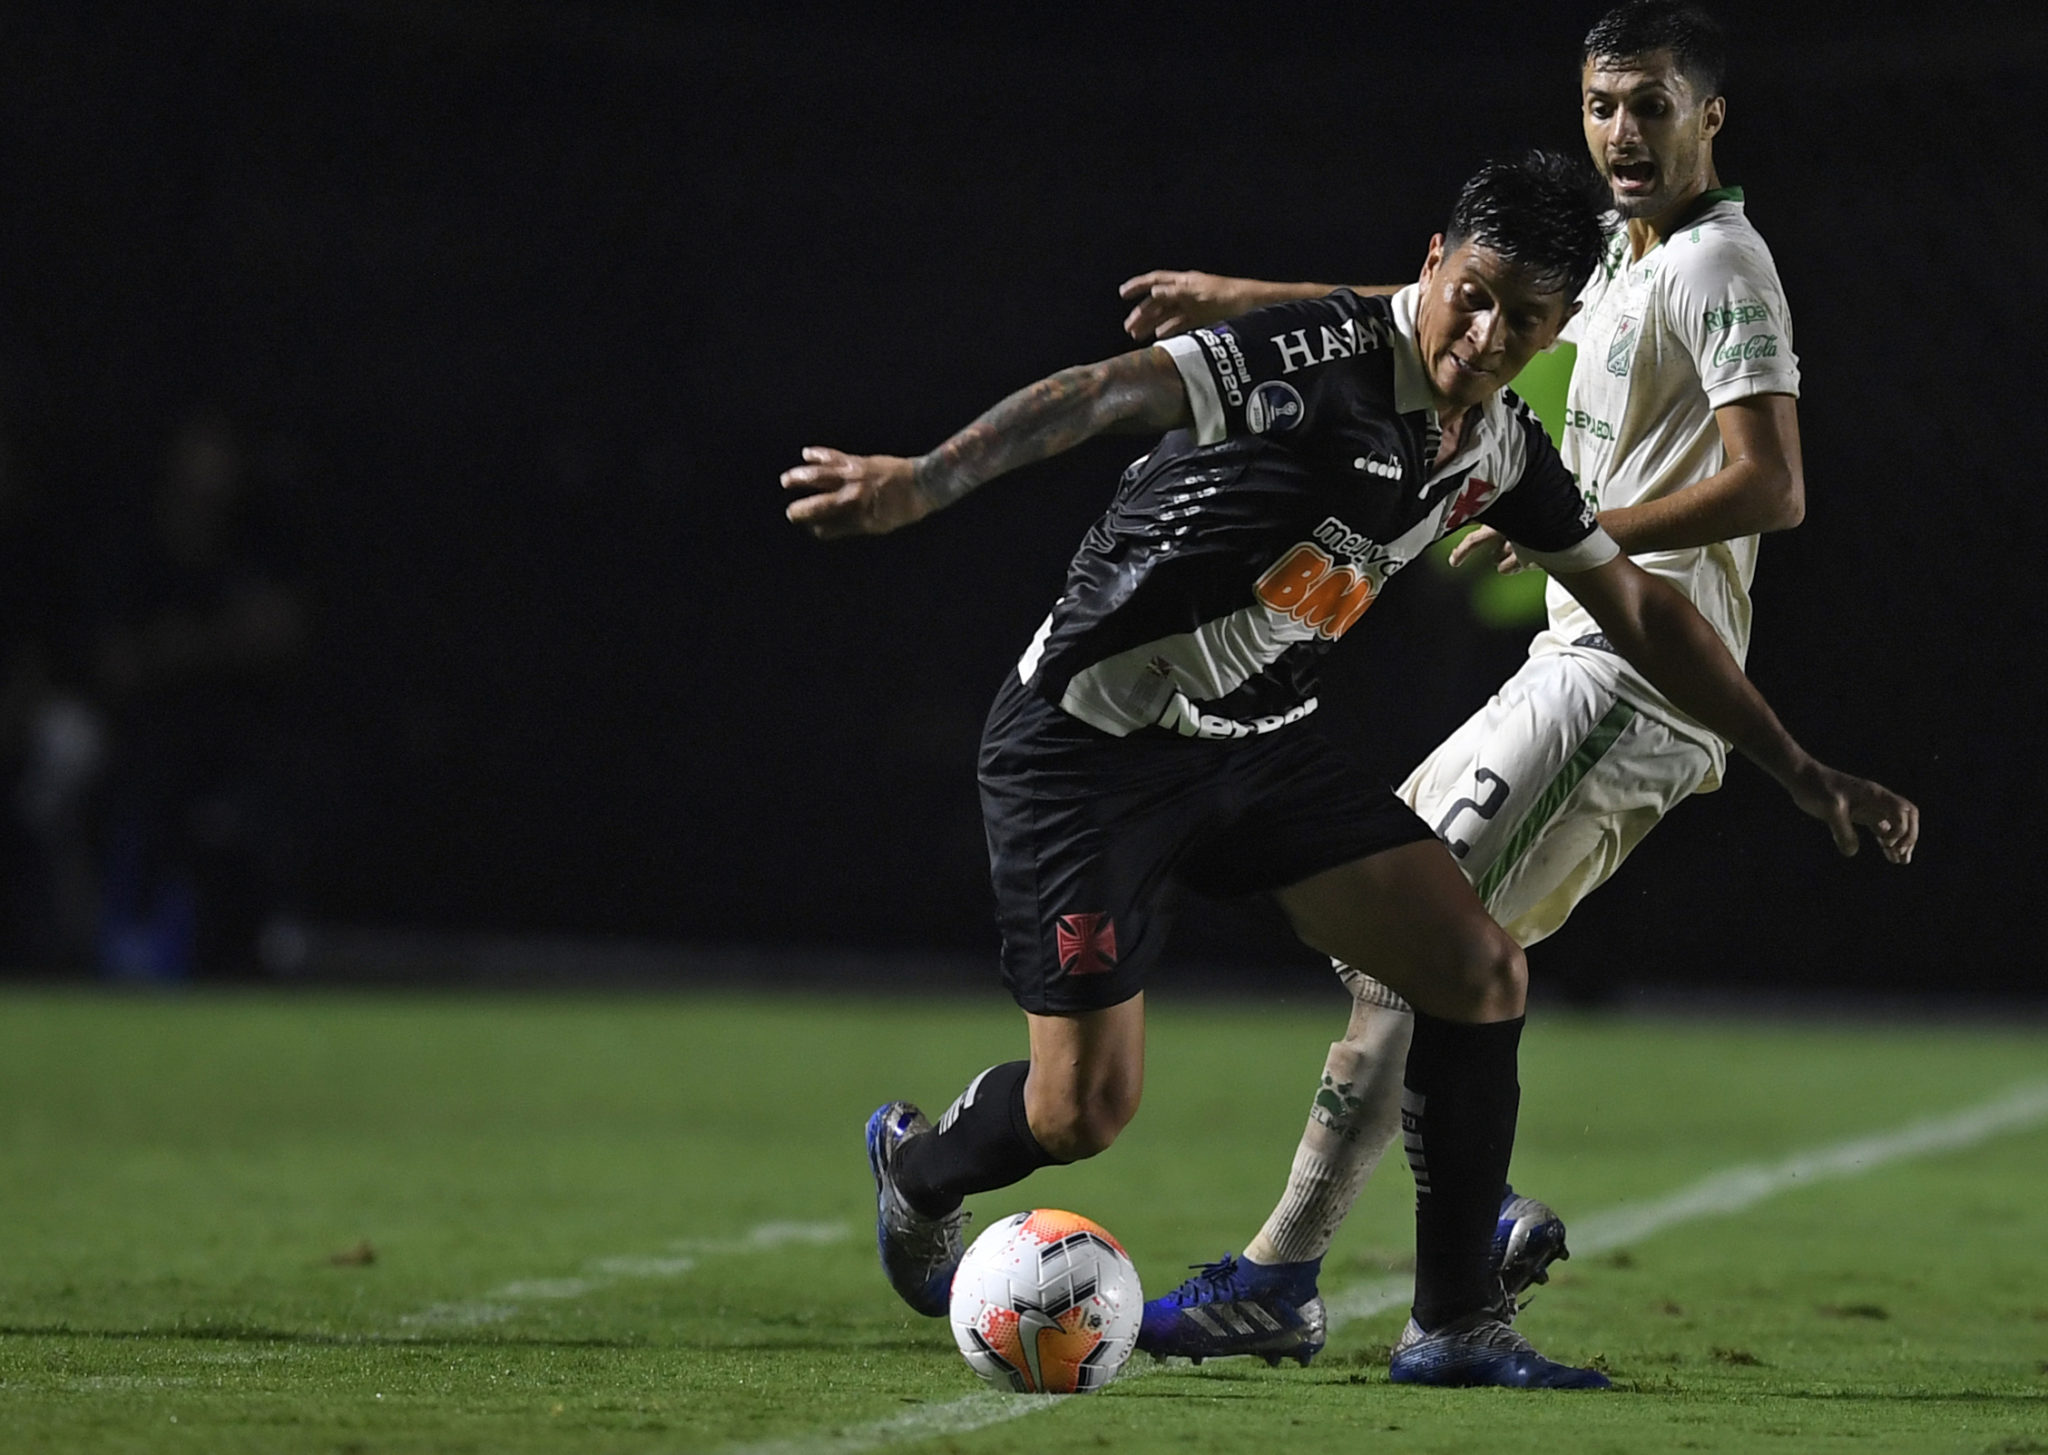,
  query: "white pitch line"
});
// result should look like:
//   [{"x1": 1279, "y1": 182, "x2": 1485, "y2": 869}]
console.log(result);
[
  {"x1": 398, "y1": 1220, "x2": 848, "y2": 1330},
  {"x1": 1322, "y1": 1077, "x2": 2048, "y2": 1327},
  {"x1": 1562, "y1": 1078, "x2": 2048, "y2": 1259},
  {"x1": 721, "y1": 1393, "x2": 1069, "y2": 1455},
  {"x1": 721, "y1": 1078, "x2": 2048, "y2": 1455}
]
